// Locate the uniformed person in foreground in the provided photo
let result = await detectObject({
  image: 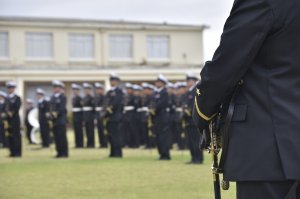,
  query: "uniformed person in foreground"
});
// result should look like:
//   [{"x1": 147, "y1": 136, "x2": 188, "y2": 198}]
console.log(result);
[
  {"x1": 49, "y1": 80, "x2": 68, "y2": 158},
  {"x1": 192, "y1": 0, "x2": 300, "y2": 198},
  {"x1": 24, "y1": 99, "x2": 34, "y2": 145},
  {"x1": 6, "y1": 81, "x2": 22, "y2": 157},
  {"x1": 82, "y1": 83, "x2": 95, "y2": 148},
  {"x1": 105, "y1": 73, "x2": 123, "y2": 158},
  {"x1": 71, "y1": 84, "x2": 84, "y2": 148},
  {"x1": 0, "y1": 91, "x2": 8, "y2": 148},
  {"x1": 94, "y1": 82, "x2": 107, "y2": 148},
  {"x1": 152, "y1": 74, "x2": 171, "y2": 160},
  {"x1": 36, "y1": 88, "x2": 50, "y2": 148},
  {"x1": 183, "y1": 73, "x2": 203, "y2": 164}
]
